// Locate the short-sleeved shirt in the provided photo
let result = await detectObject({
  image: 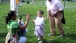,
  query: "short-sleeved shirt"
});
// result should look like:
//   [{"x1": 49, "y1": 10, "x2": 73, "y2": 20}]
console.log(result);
[
  {"x1": 34, "y1": 16, "x2": 44, "y2": 25},
  {"x1": 7, "y1": 20, "x2": 19, "y2": 36},
  {"x1": 46, "y1": 0, "x2": 63, "y2": 14}
]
